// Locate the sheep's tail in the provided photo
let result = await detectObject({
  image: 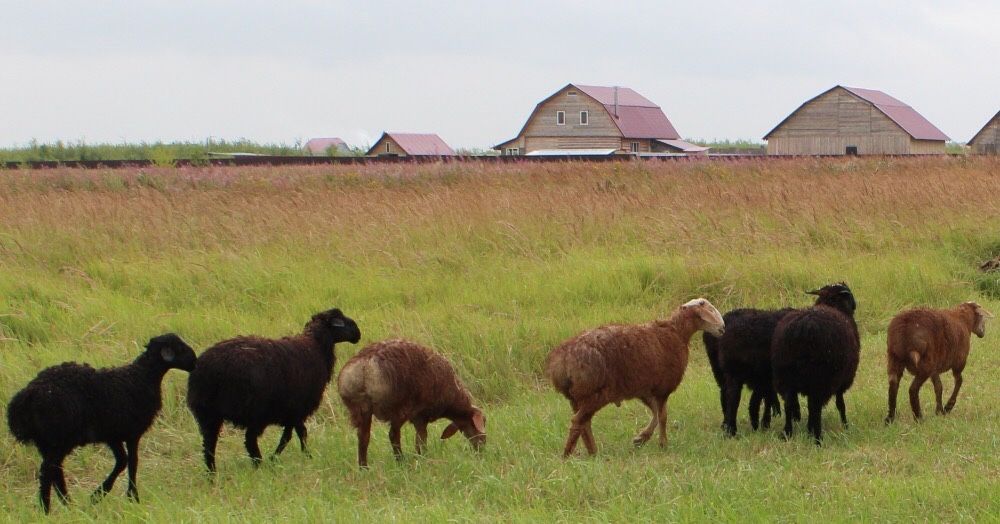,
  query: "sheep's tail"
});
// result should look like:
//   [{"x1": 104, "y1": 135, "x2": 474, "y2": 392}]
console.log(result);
[
  {"x1": 544, "y1": 350, "x2": 574, "y2": 395},
  {"x1": 6, "y1": 389, "x2": 36, "y2": 444}
]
